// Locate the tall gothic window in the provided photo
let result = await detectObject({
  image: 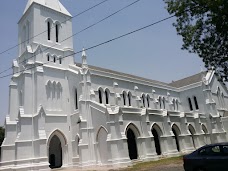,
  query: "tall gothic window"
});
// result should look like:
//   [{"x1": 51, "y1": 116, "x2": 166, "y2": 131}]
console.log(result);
[
  {"x1": 159, "y1": 96, "x2": 162, "y2": 109},
  {"x1": 59, "y1": 58, "x2": 62, "y2": 64},
  {"x1": 105, "y1": 90, "x2": 109, "y2": 104},
  {"x1": 47, "y1": 54, "x2": 50, "y2": 61},
  {"x1": 194, "y1": 96, "x2": 199, "y2": 110},
  {"x1": 147, "y1": 95, "x2": 150, "y2": 108},
  {"x1": 142, "y1": 94, "x2": 145, "y2": 107},
  {"x1": 53, "y1": 56, "x2": 56, "y2": 63},
  {"x1": 99, "y1": 89, "x2": 103, "y2": 104},
  {"x1": 162, "y1": 97, "x2": 166, "y2": 109},
  {"x1": 56, "y1": 24, "x2": 59, "y2": 42},
  {"x1": 128, "y1": 92, "x2": 131, "y2": 106},
  {"x1": 75, "y1": 89, "x2": 78, "y2": 109},
  {"x1": 123, "y1": 91, "x2": 126, "y2": 106},
  {"x1": 173, "y1": 99, "x2": 176, "y2": 111},
  {"x1": 188, "y1": 98, "x2": 193, "y2": 111},
  {"x1": 26, "y1": 21, "x2": 30, "y2": 44},
  {"x1": 47, "y1": 21, "x2": 51, "y2": 40},
  {"x1": 176, "y1": 99, "x2": 179, "y2": 111}
]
